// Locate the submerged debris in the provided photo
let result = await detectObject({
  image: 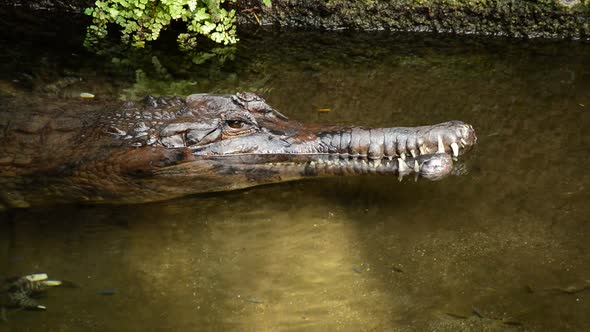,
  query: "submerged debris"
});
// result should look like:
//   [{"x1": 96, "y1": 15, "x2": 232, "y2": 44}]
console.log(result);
[
  {"x1": 243, "y1": 297, "x2": 264, "y2": 304},
  {"x1": 446, "y1": 312, "x2": 468, "y2": 319},
  {"x1": 446, "y1": 307, "x2": 524, "y2": 329},
  {"x1": 1, "y1": 273, "x2": 64, "y2": 311},
  {"x1": 529, "y1": 280, "x2": 590, "y2": 295},
  {"x1": 471, "y1": 307, "x2": 484, "y2": 318},
  {"x1": 97, "y1": 288, "x2": 118, "y2": 296},
  {"x1": 237, "y1": 294, "x2": 264, "y2": 304},
  {"x1": 391, "y1": 265, "x2": 404, "y2": 273},
  {"x1": 547, "y1": 283, "x2": 590, "y2": 295}
]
